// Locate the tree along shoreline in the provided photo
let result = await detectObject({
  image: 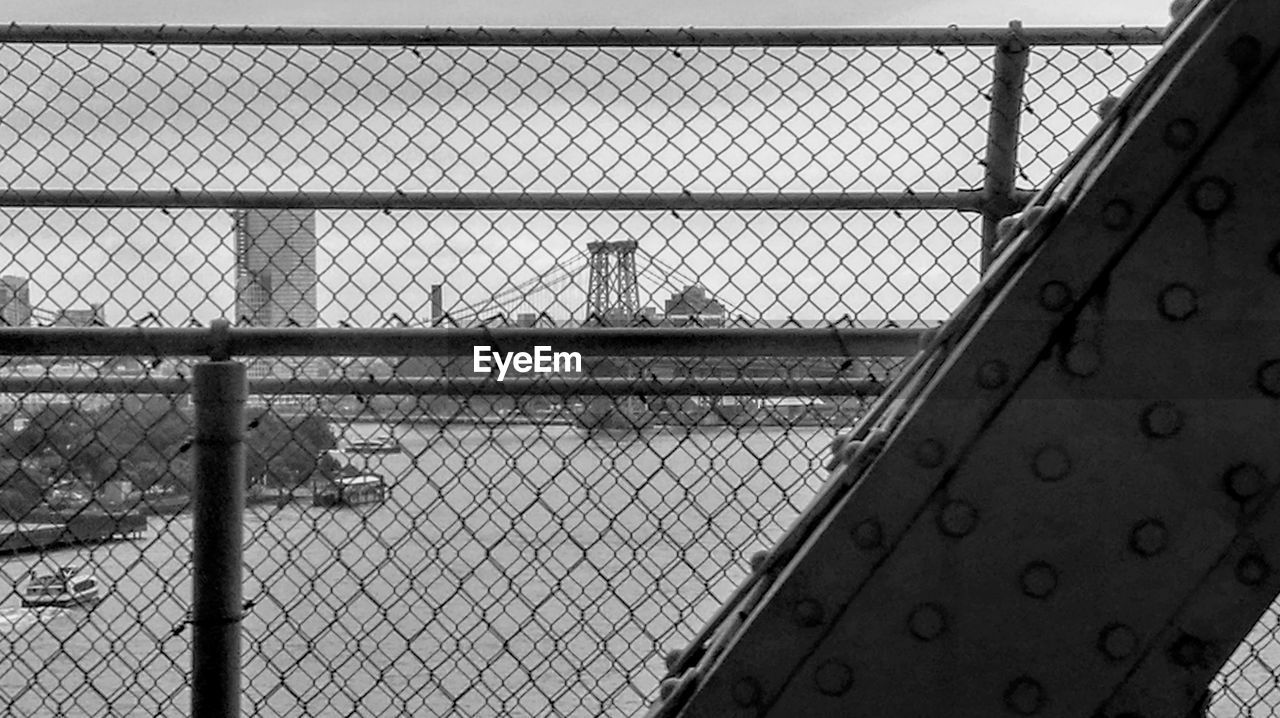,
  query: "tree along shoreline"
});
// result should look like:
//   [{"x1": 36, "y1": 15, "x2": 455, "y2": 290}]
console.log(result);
[{"x1": 0, "y1": 396, "x2": 336, "y2": 524}]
